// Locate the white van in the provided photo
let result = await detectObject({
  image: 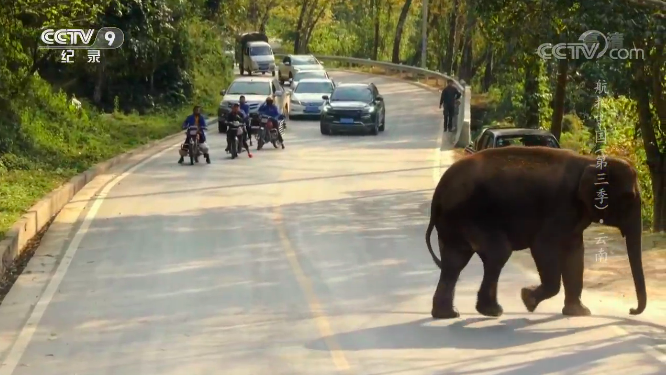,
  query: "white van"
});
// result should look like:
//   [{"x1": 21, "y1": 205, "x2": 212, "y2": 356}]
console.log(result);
[{"x1": 240, "y1": 41, "x2": 276, "y2": 76}]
